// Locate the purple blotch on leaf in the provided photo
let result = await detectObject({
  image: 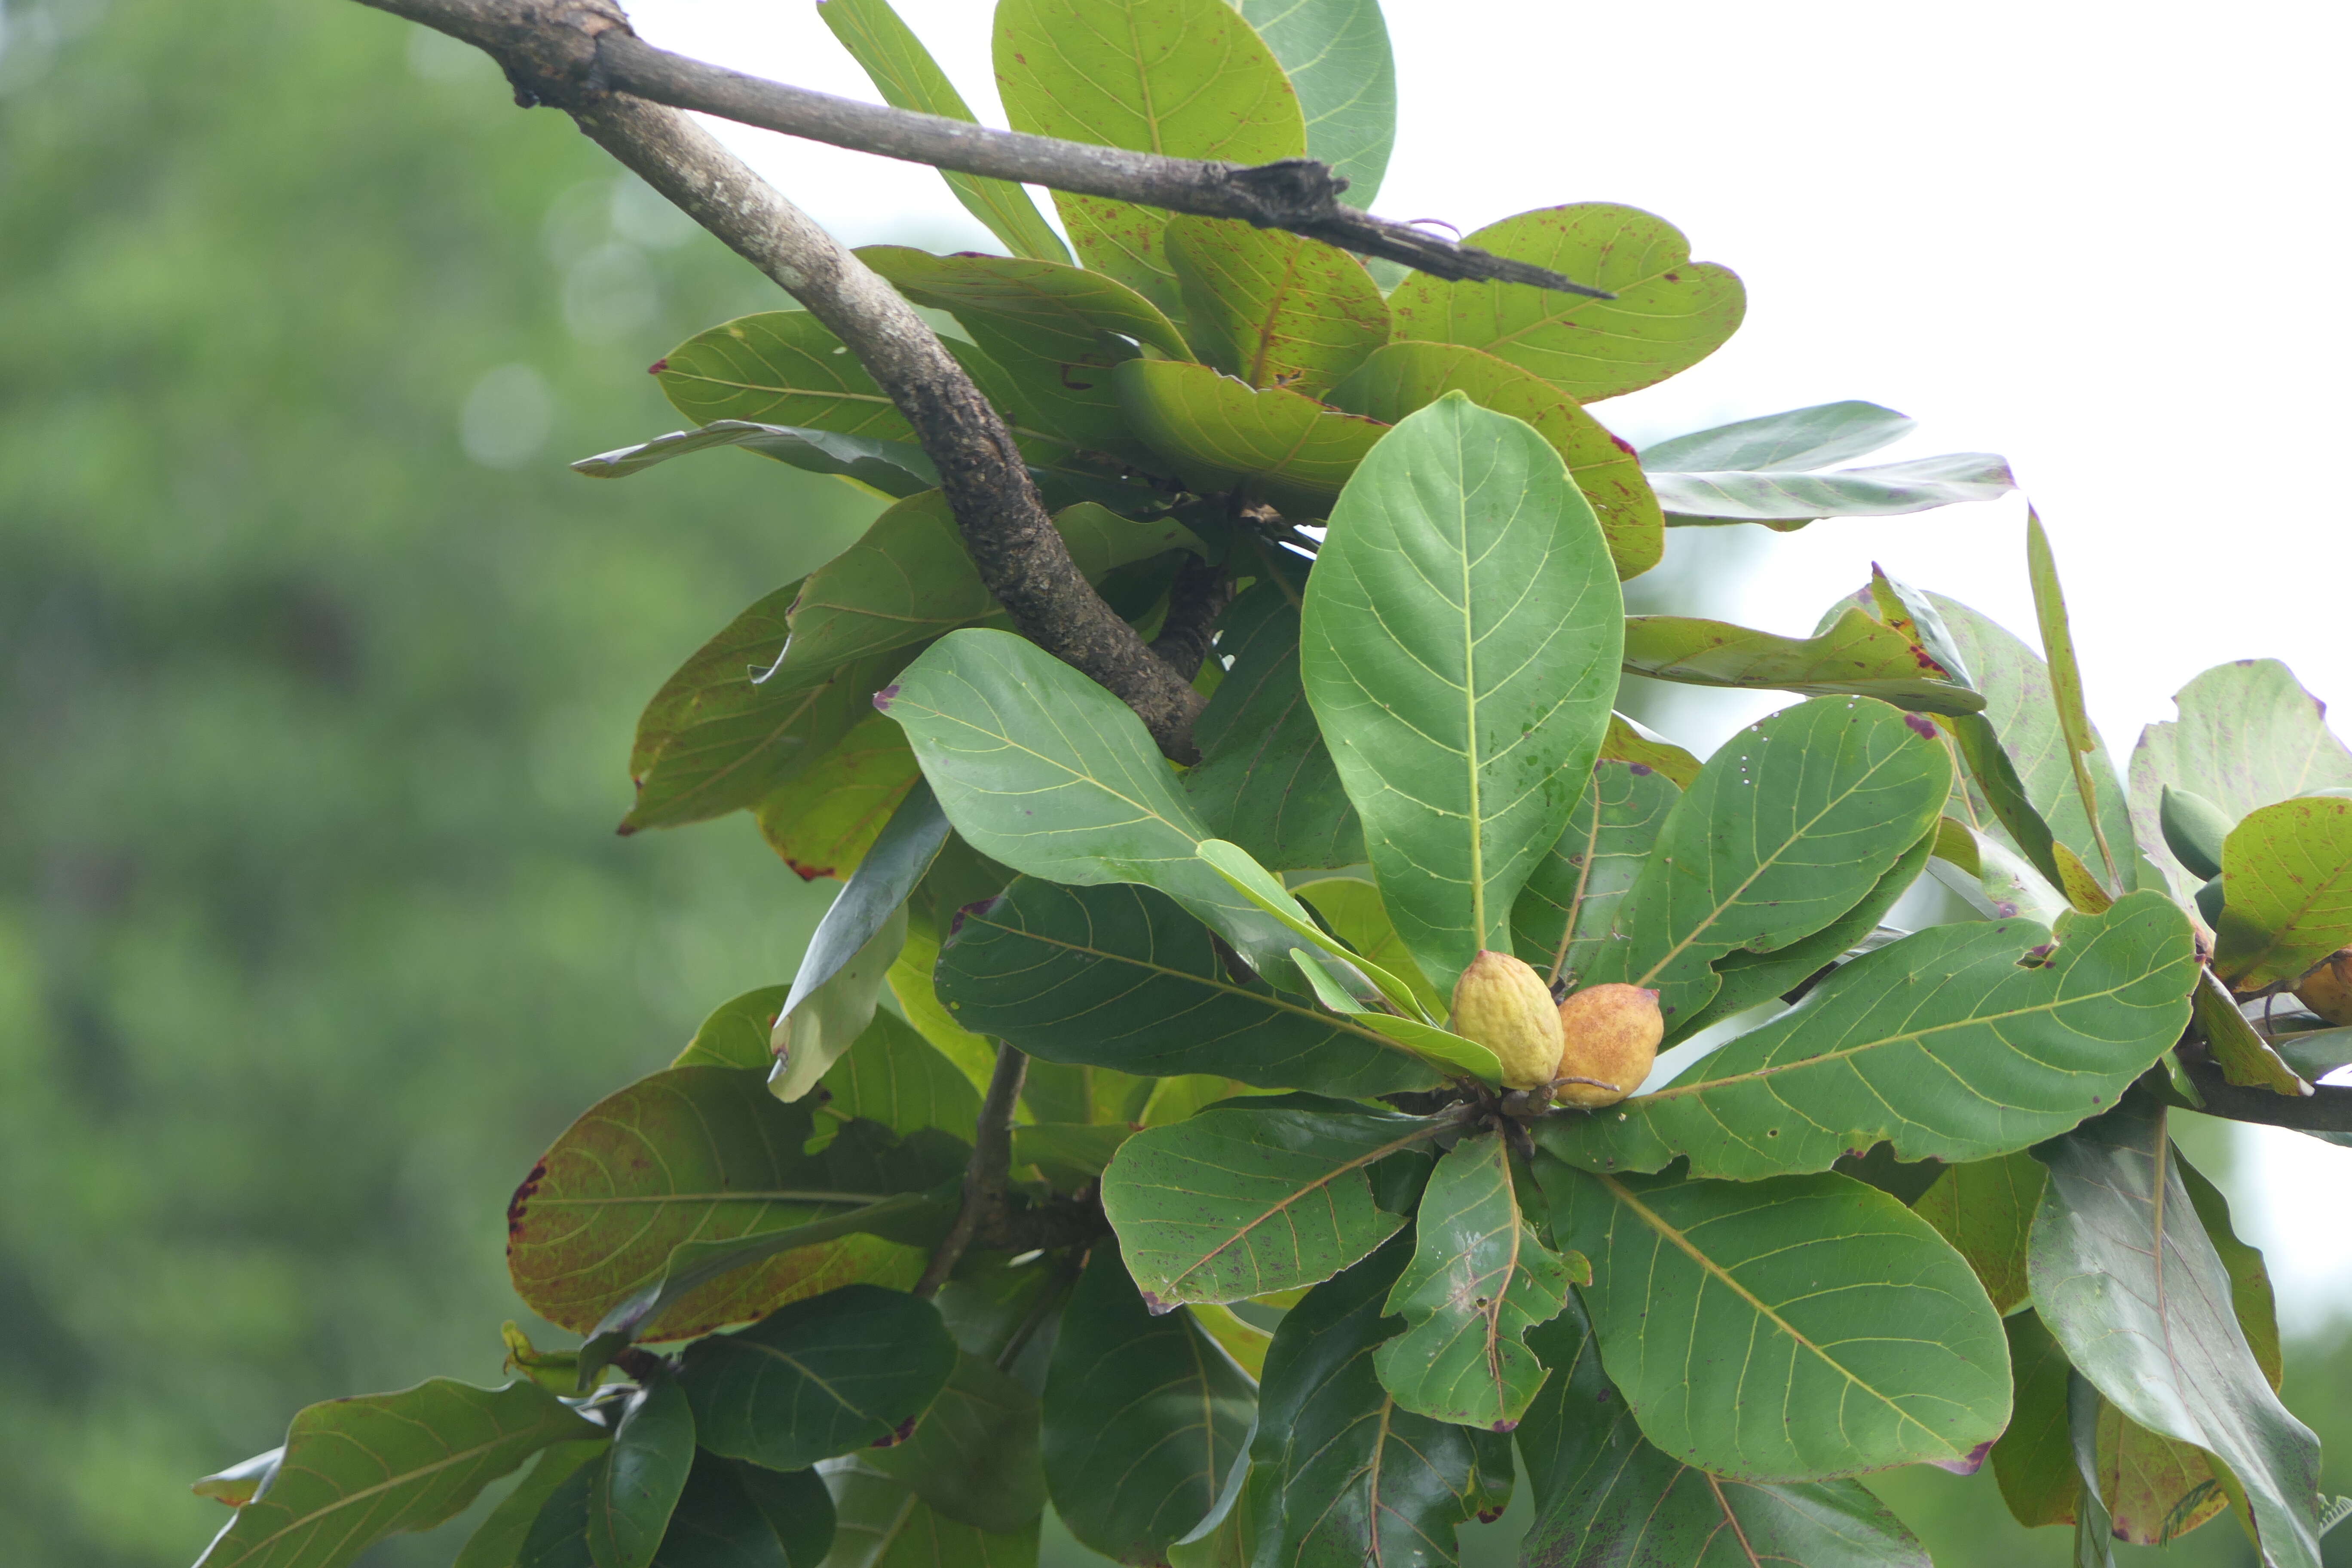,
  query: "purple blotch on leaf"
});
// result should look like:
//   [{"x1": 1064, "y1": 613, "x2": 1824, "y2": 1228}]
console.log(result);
[
  {"x1": 872, "y1": 683, "x2": 901, "y2": 712},
  {"x1": 1904, "y1": 714, "x2": 1938, "y2": 740}
]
